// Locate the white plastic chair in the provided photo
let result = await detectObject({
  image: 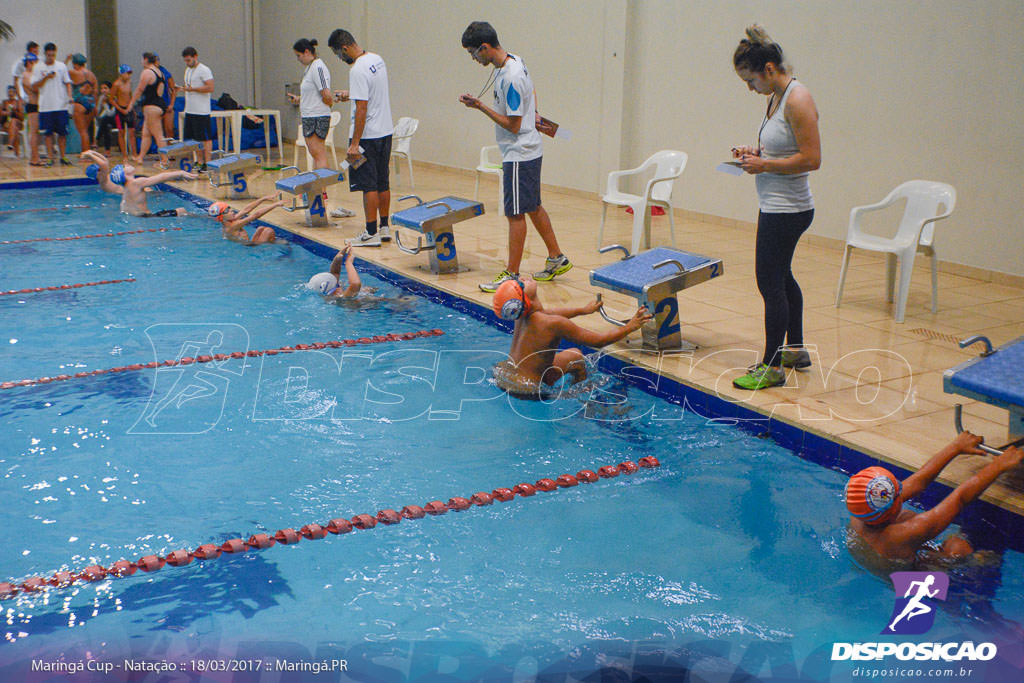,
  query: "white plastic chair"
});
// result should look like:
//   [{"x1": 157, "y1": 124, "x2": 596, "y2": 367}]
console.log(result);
[
  {"x1": 473, "y1": 145, "x2": 503, "y2": 209},
  {"x1": 390, "y1": 116, "x2": 418, "y2": 188},
  {"x1": 293, "y1": 110, "x2": 342, "y2": 170},
  {"x1": 835, "y1": 180, "x2": 956, "y2": 323},
  {"x1": 598, "y1": 150, "x2": 687, "y2": 255}
]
